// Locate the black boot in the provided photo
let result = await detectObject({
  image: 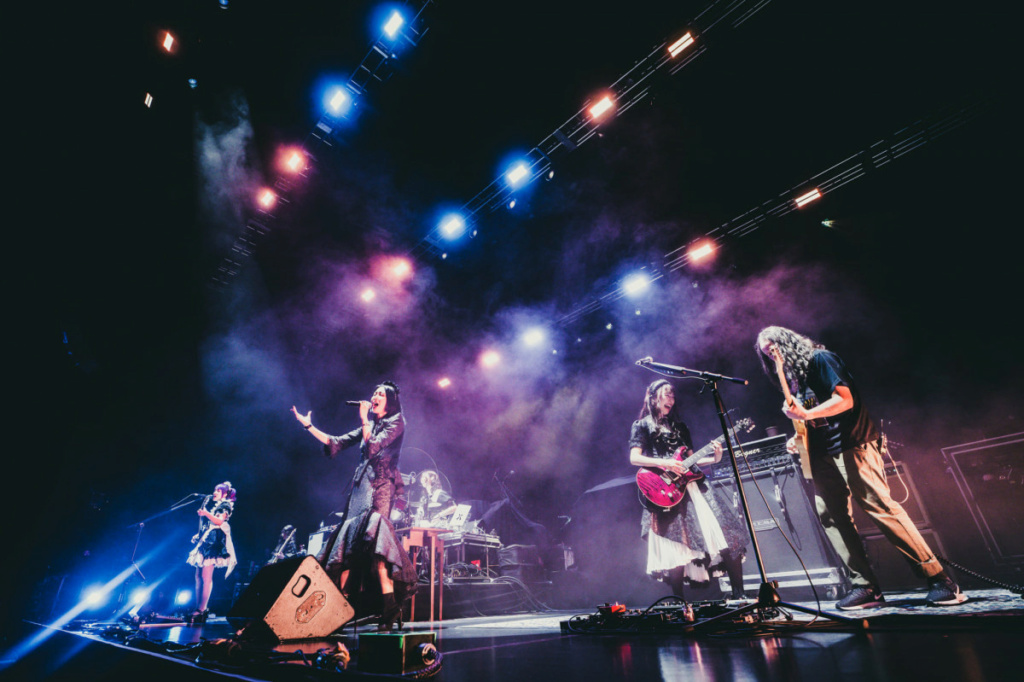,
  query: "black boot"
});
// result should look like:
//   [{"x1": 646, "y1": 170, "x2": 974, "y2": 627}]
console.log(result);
[
  {"x1": 724, "y1": 551, "x2": 747, "y2": 600},
  {"x1": 378, "y1": 592, "x2": 402, "y2": 632}
]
